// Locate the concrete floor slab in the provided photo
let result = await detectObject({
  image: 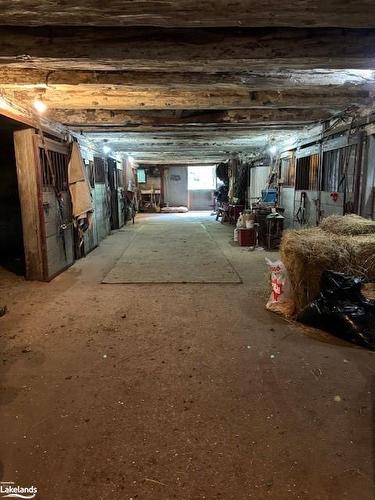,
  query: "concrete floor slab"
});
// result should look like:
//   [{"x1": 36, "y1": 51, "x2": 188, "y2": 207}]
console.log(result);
[
  {"x1": 0, "y1": 212, "x2": 374, "y2": 500},
  {"x1": 103, "y1": 221, "x2": 241, "y2": 284}
]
